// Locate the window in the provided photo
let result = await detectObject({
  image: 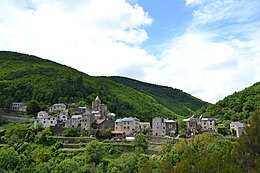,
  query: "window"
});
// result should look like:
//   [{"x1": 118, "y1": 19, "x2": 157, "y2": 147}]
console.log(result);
[
  {"x1": 53, "y1": 118, "x2": 55, "y2": 120},
  {"x1": 127, "y1": 126, "x2": 130, "y2": 129},
  {"x1": 116, "y1": 127, "x2": 117, "y2": 129},
  {"x1": 124, "y1": 127, "x2": 126, "y2": 129},
  {"x1": 48, "y1": 118, "x2": 50, "y2": 120},
  {"x1": 51, "y1": 121, "x2": 53, "y2": 123},
  {"x1": 163, "y1": 127, "x2": 165, "y2": 129},
  {"x1": 128, "y1": 122, "x2": 129, "y2": 124},
  {"x1": 43, "y1": 121, "x2": 46, "y2": 123}
]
